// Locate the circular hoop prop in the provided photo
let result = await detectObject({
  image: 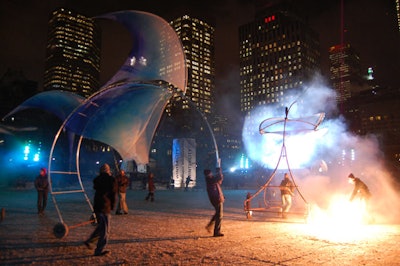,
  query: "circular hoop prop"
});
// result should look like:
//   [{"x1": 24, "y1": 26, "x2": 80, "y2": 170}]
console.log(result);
[
  {"x1": 53, "y1": 222, "x2": 69, "y2": 239},
  {"x1": 53, "y1": 216, "x2": 97, "y2": 239}
]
